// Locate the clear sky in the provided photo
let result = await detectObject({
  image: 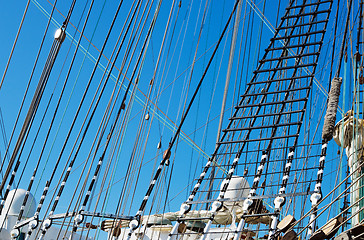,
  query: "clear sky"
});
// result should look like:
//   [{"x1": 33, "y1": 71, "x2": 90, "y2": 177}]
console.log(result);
[{"x1": 0, "y1": 0, "x2": 354, "y2": 239}]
